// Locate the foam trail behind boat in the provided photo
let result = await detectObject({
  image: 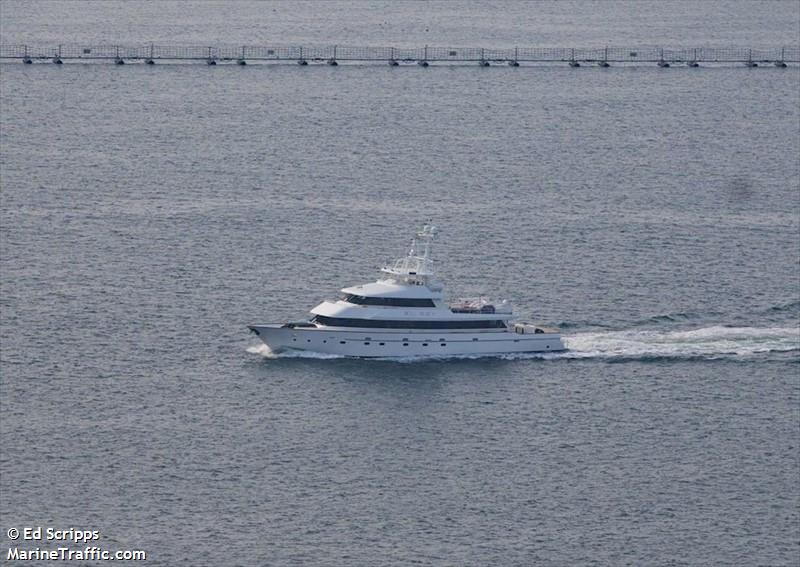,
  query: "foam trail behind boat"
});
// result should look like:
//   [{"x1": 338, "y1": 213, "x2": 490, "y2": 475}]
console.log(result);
[{"x1": 562, "y1": 325, "x2": 800, "y2": 360}]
